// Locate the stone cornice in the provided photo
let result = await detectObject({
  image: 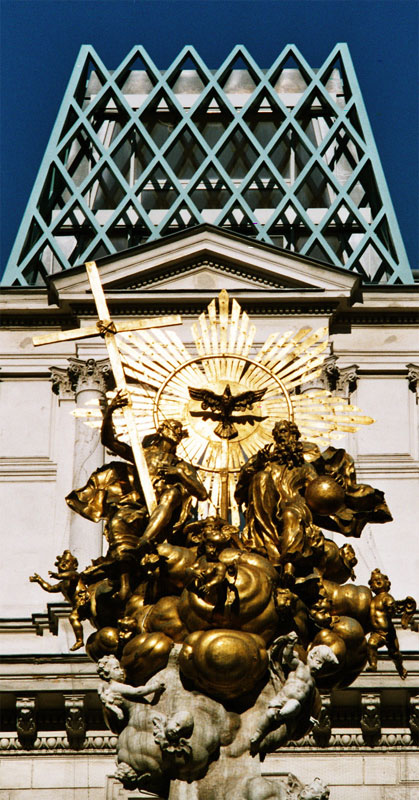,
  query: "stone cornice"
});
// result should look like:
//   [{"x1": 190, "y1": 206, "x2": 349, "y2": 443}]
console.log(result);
[
  {"x1": 1, "y1": 289, "x2": 418, "y2": 332},
  {"x1": 1, "y1": 730, "x2": 417, "y2": 757},
  {"x1": 0, "y1": 456, "x2": 57, "y2": 482},
  {"x1": 46, "y1": 225, "x2": 362, "y2": 295}
]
